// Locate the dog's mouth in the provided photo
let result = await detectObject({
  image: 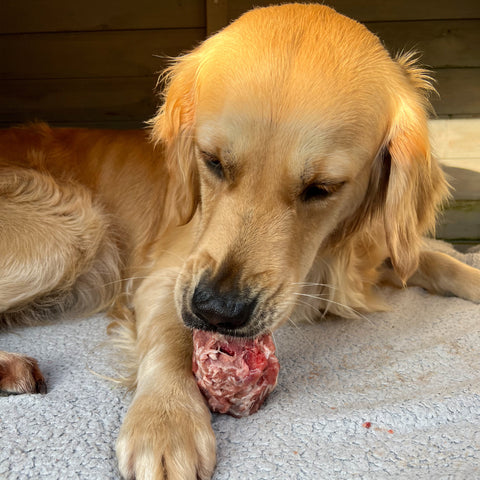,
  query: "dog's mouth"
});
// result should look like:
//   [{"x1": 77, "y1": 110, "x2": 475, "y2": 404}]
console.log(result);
[{"x1": 181, "y1": 303, "x2": 267, "y2": 339}]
